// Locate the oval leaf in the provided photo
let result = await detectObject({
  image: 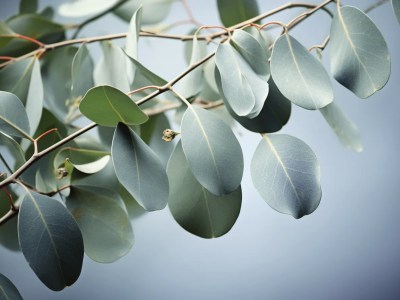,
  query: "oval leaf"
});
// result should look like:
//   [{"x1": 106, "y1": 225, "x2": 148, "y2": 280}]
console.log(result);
[
  {"x1": 217, "y1": 0, "x2": 259, "y2": 27},
  {"x1": 79, "y1": 85, "x2": 148, "y2": 127},
  {"x1": 112, "y1": 123, "x2": 169, "y2": 211},
  {"x1": 251, "y1": 134, "x2": 321, "y2": 219},
  {"x1": 126, "y1": 6, "x2": 142, "y2": 59},
  {"x1": 0, "y1": 91, "x2": 30, "y2": 139},
  {"x1": 0, "y1": 273, "x2": 23, "y2": 300},
  {"x1": 181, "y1": 106, "x2": 243, "y2": 196},
  {"x1": 18, "y1": 191, "x2": 84, "y2": 291},
  {"x1": 330, "y1": 6, "x2": 391, "y2": 98},
  {"x1": 59, "y1": 0, "x2": 119, "y2": 17},
  {"x1": 66, "y1": 187, "x2": 134, "y2": 263},
  {"x1": 114, "y1": 0, "x2": 174, "y2": 24},
  {"x1": 271, "y1": 34, "x2": 333, "y2": 110},
  {"x1": 71, "y1": 44, "x2": 94, "y2": 99},
  {"x1": 168, "y1": 142, "x2": 241, "y2": 238},
  {"x1": 320, "y1": 102, "x2": 363, "y2": 152}
]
